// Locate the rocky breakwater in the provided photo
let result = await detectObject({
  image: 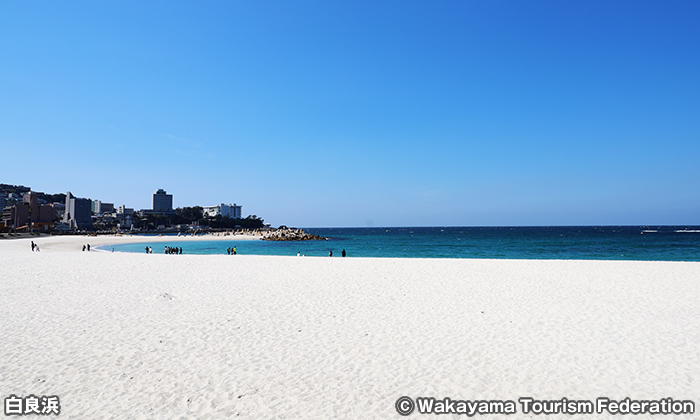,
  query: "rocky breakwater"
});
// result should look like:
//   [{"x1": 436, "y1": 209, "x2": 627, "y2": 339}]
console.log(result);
[{"x1": 262, "y1": 227, "x2": 326, "y2": 241}]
